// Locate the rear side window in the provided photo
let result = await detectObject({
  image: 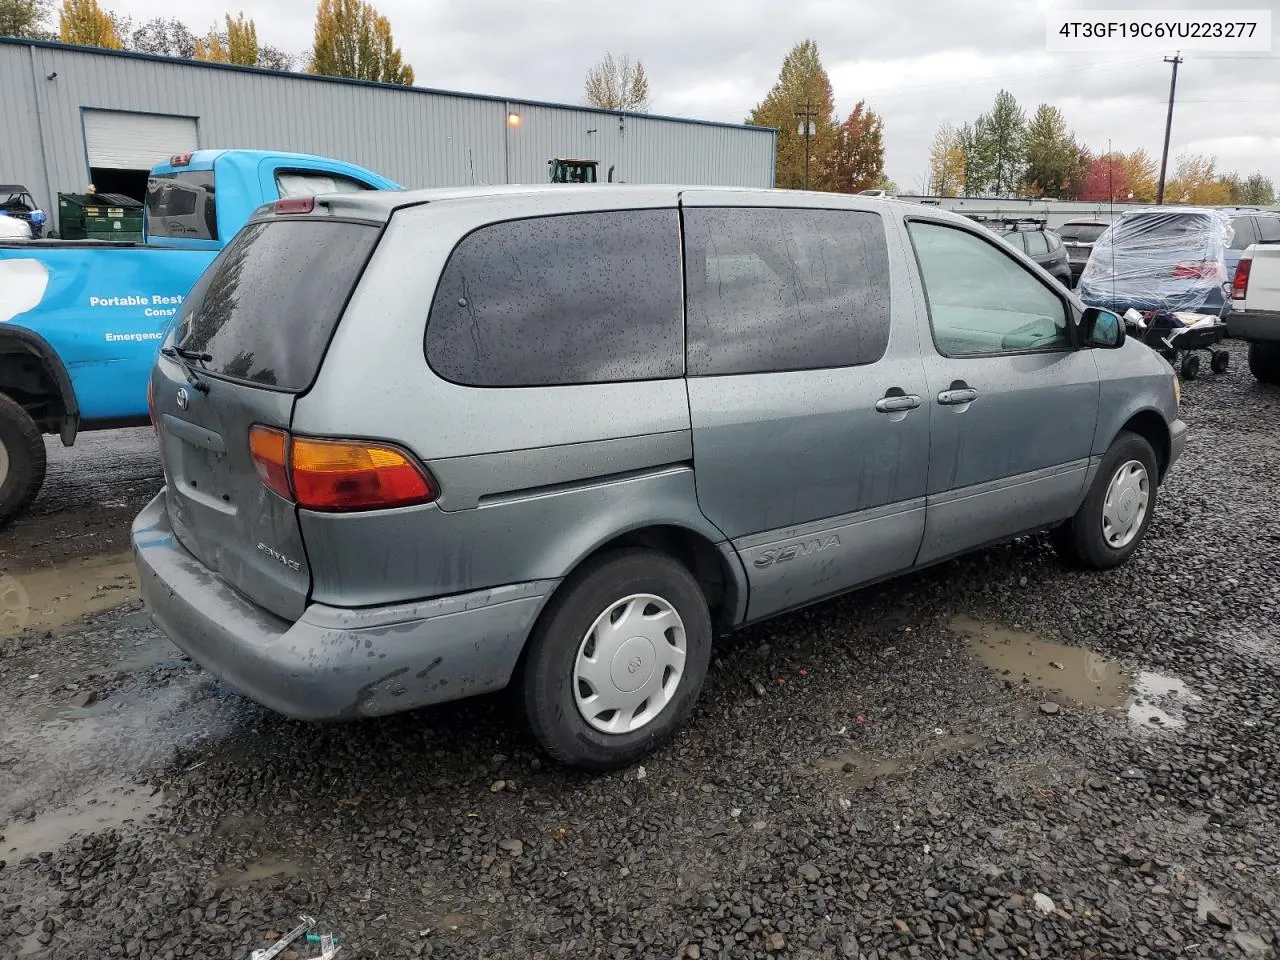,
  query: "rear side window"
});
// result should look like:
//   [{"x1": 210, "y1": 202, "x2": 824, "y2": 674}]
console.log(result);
[
  {"x1": 683, "y1": 207, "x2": 890, "y2": 376},
  {"x1": 426, "y1": 209, "x2": 683, "y2": 387},
  {"x1": 145, "y1": 171, "x2": 217, "y2": 241},
  {"x1": 1023, "y1": 232, "x2": 1048, "y2": 256},
  {"x1": 1229, "y1": 217, "x2": 1259, "y2": 248},
  {"x1": 275, "y1": 171, "x2": 376, "y2": 198},
  {"x1": 1045, "y1": 232, "x2": 1062, "y2": 252},
  {"x1": 1259, "y1": 218, "x2": 1280, "y2": 243},
  {"x1": 175, "y1": 219, "x2": 377, "y2": 391}
]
